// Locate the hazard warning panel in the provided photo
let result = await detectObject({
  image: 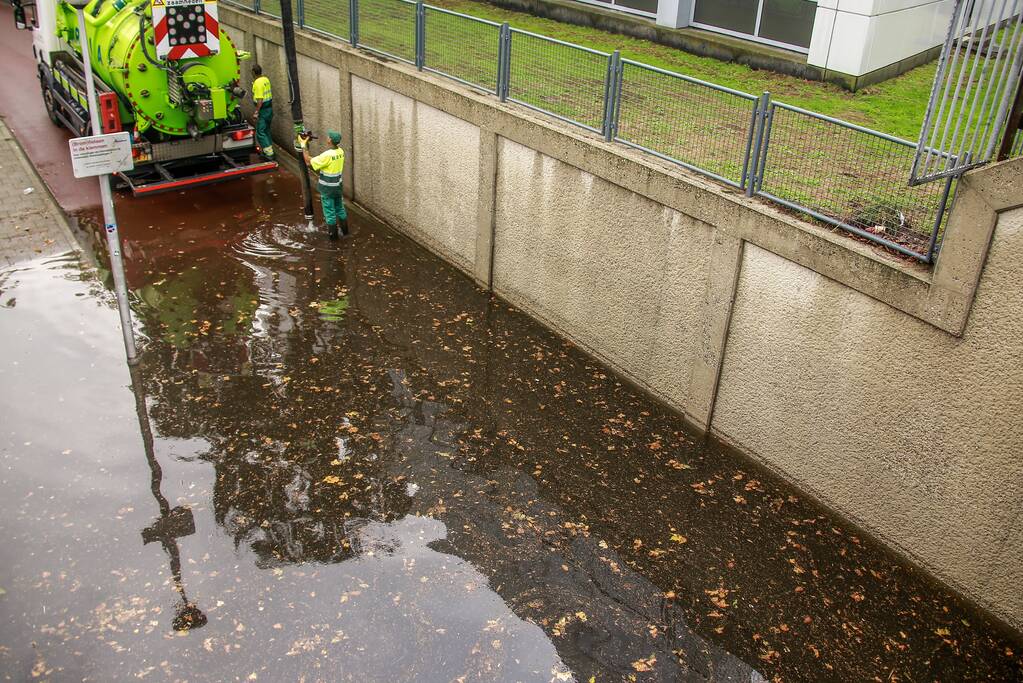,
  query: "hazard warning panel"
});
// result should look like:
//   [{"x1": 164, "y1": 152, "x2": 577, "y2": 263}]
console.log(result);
[{"x1": 152, "y1": 0, "x2": 221, "y2": 61}]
